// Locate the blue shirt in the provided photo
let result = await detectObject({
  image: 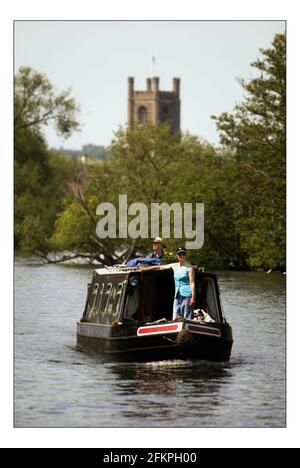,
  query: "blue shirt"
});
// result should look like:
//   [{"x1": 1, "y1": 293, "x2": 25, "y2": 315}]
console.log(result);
[{"x1": 172, "y1": 263, "x2": 192, "y2": 298}]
